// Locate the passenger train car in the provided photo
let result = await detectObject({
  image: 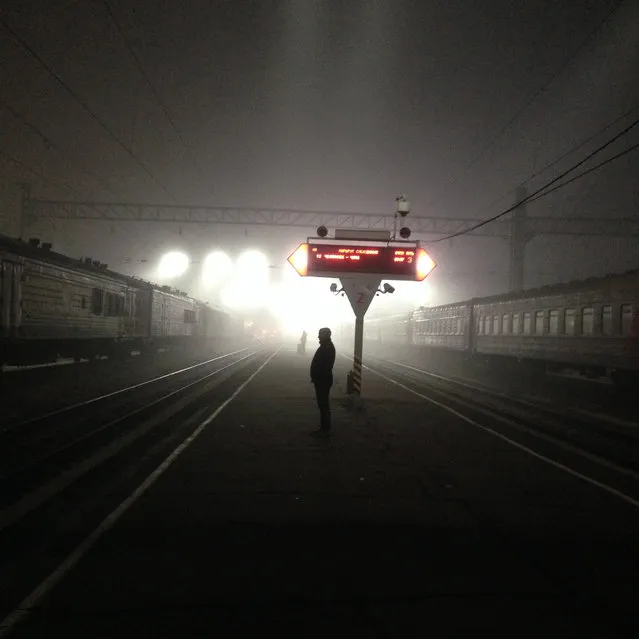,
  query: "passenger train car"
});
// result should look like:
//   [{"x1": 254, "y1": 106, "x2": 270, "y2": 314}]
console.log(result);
[
  {"x1": 0, "y1": 234, "x2": 241, "y2": 366},
  {"x1": 364, "y1": 270, "x2": 639, "y2": 386}
]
